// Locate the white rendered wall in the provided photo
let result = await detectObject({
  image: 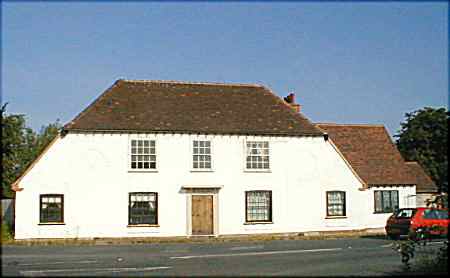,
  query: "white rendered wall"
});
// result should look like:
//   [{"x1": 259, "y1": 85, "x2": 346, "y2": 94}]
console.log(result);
[
  {"x1": 416, "y1": 193, "x2": 434, "y2": 207},
  {"x1": 14, "y1": 133, "x2": 415, "y2": 239}
]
